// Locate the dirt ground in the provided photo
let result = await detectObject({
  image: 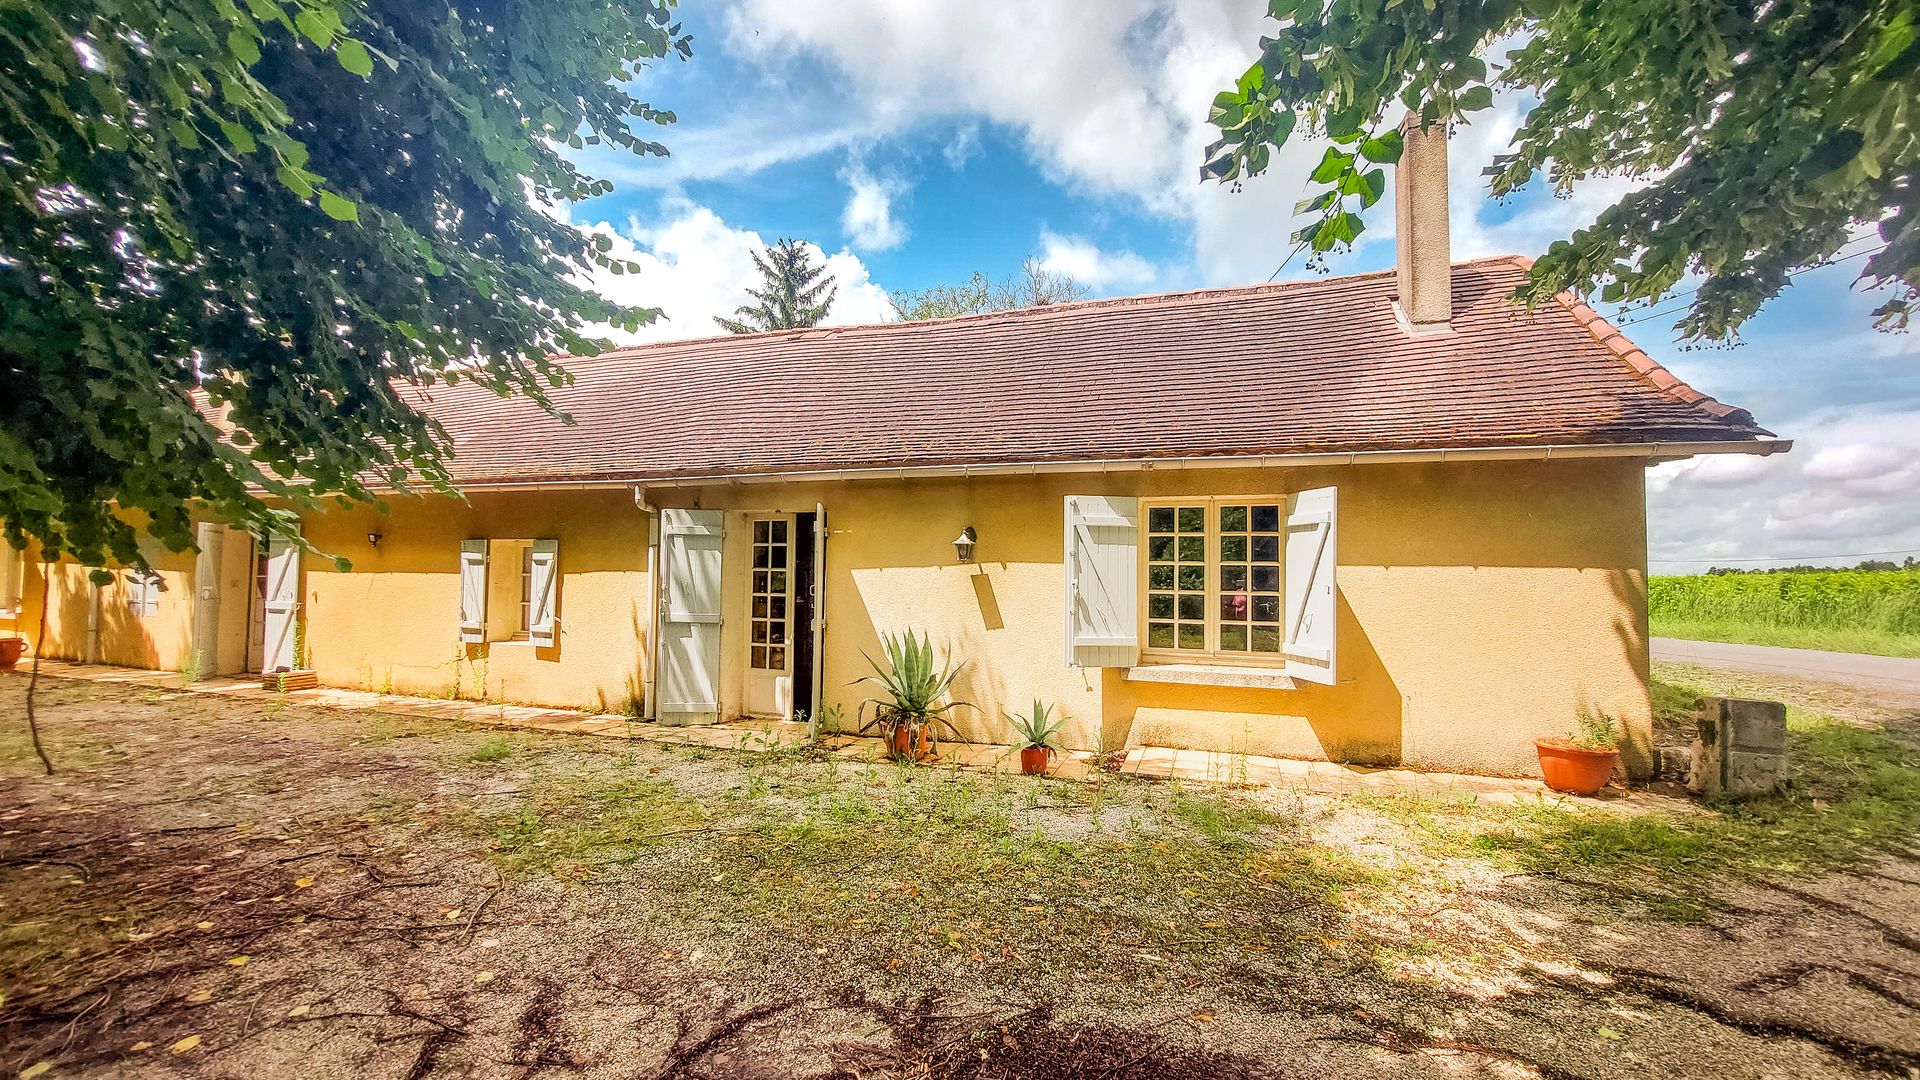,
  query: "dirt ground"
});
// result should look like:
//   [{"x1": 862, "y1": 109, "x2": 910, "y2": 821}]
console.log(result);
[{"x1": 2, "y1": 664, "x2": 1917, "y2": 1079}]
